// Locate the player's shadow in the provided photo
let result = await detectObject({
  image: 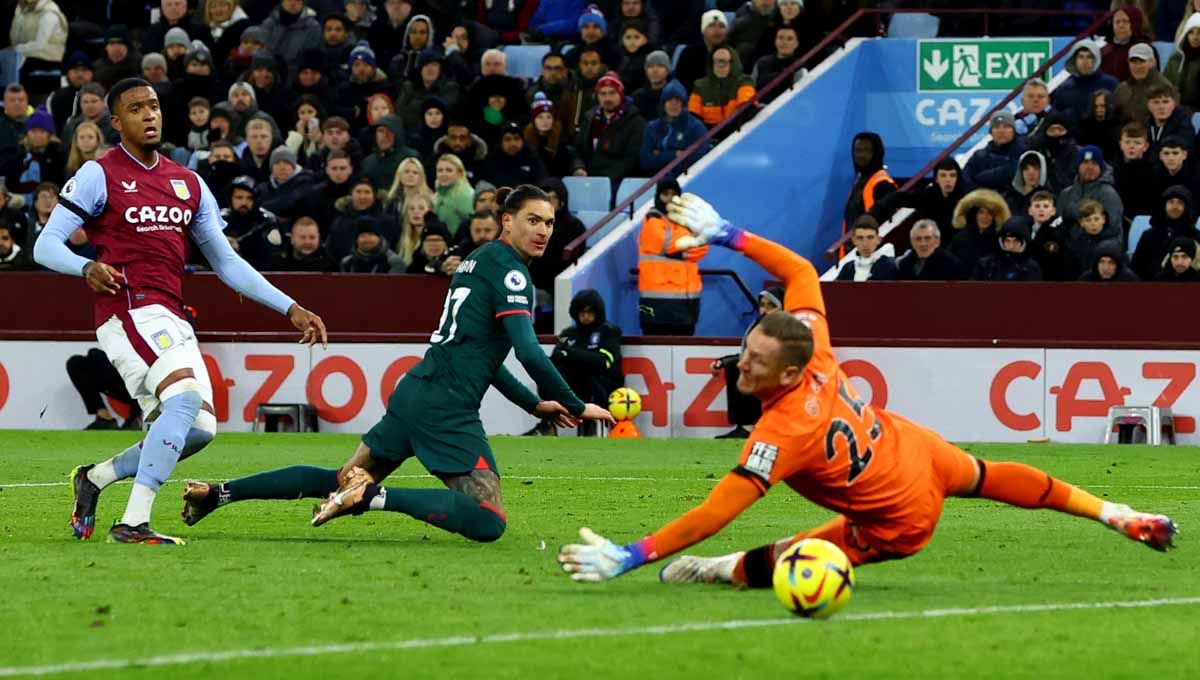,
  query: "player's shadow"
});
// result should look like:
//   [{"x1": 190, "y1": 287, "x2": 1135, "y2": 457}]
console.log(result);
[{"x1": 204, "y1": 534, "x2": 430, "y2": 546}]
